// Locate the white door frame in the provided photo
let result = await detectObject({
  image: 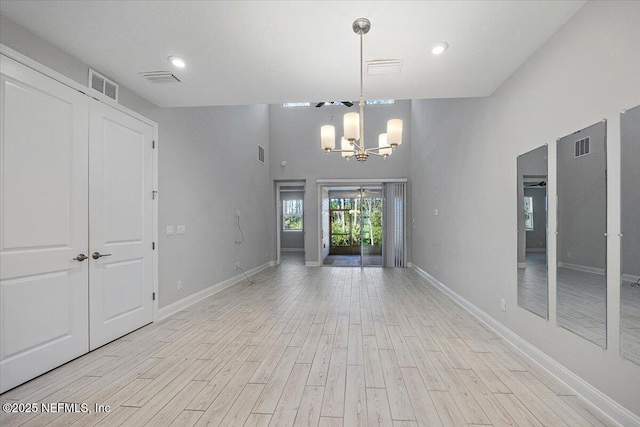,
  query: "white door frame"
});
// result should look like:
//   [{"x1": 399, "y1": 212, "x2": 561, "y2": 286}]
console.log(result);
[
  {"x1": 275, "y1": 180, "x2": 305, "y2": 265},
  {"x1": 1, "y1": 44, "x2": 160, "y2": 322}
]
